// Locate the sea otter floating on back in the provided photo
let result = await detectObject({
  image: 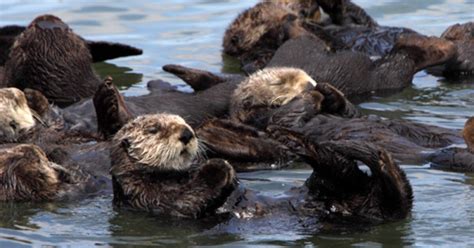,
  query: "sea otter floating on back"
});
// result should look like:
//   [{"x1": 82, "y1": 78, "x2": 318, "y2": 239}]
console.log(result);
[{"x1": 0, "y1": 14, "x2": 142, "y2": 106}]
